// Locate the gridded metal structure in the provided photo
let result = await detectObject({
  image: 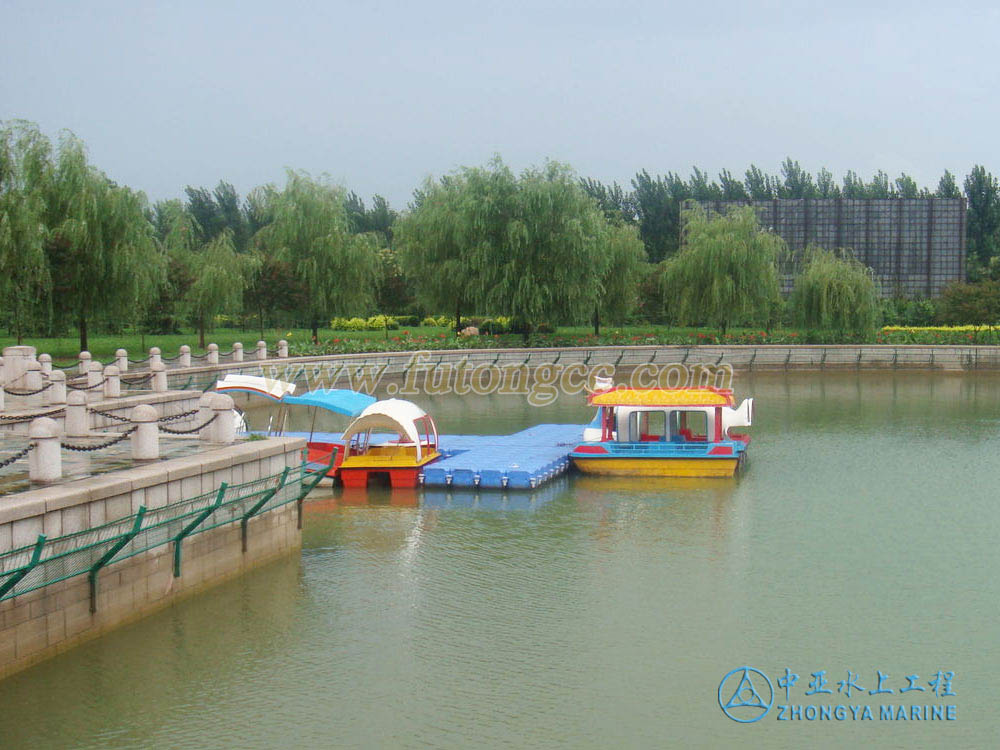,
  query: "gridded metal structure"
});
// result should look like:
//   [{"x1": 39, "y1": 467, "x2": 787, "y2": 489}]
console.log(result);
[{"x1": 695, "y1": 199, "x2": 966, "y2": 298}]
